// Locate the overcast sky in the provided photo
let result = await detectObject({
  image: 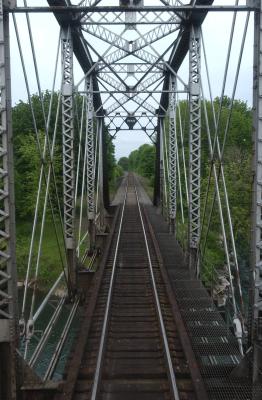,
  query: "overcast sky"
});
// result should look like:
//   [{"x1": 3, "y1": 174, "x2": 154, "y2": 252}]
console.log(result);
[{"x1": 10, "y1": 1, "x2": 254, "y2": 159}]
